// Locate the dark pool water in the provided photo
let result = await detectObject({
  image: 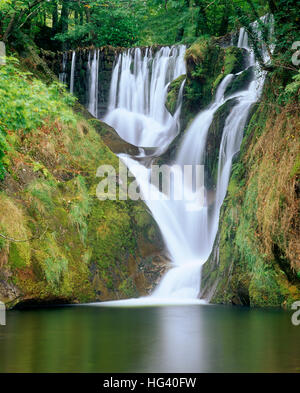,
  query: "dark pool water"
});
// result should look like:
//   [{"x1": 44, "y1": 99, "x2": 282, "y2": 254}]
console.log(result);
[{"x1": 0, "y1": 304, "x2": 299, "y2": 373}]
